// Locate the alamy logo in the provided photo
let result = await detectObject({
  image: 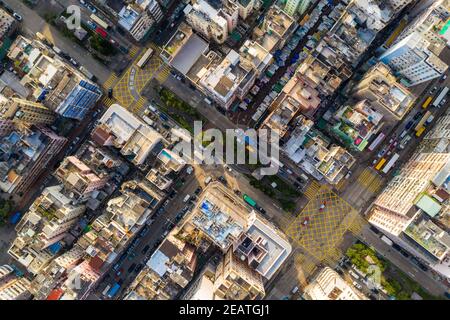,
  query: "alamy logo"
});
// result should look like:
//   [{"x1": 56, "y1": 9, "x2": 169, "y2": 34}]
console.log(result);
[
  {"x1": 65, "y1": 5, "x2": 81, "y2": 30},
  {"x1": 172, "y1": 121, "x2": 280, "y2": 176}
]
